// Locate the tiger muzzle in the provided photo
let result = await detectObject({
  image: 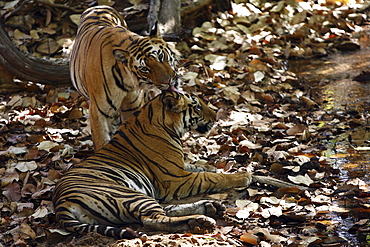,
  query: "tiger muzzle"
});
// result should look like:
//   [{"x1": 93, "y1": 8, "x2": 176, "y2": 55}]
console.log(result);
[{"x1": 195, "y1": 122, "x2": 213, "y2": 134}]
